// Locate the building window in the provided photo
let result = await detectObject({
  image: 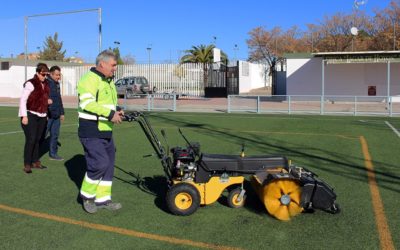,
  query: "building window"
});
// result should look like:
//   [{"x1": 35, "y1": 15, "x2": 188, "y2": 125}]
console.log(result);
[
  {"x1": 368, "y1": 86, "x2": 376, "y2": 96},
  {"x1": 1, "y1": 61, "x2": 10, "y2": 70}
]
